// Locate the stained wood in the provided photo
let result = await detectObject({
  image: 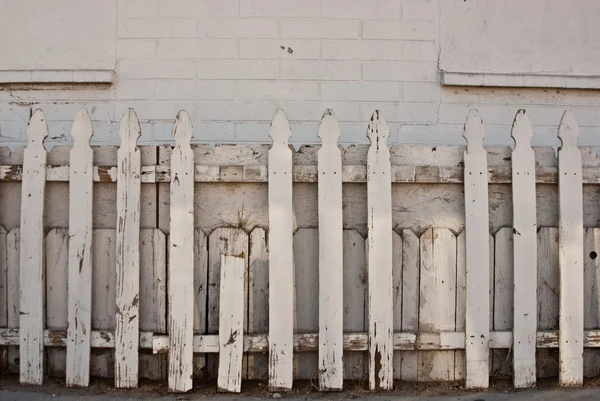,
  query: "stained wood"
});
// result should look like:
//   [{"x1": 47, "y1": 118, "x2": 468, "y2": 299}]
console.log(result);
[
  {"x1": 392, "y1": 231, "x2": 402, "y2": 380},
  {"x1": 366, "y1": 111, "x2": 393, "y2": 390},
  {"x1": 463, "y1": 110, "x2": 490, "y2": 389},
  {"x1": 418, "y1": 228, "x2": 456, "y2": 381},
  {"x1": 557, "y1": 111, "x2": 585, "y2": 386},
  {"x1": 248, "y1": 228, "x2": 269, "y2": 380},
  {"x1": 6, "y1": 229, "x2": 19, "y2": 373},
  {"x1": 167, "y1": 111, "x2": 195, "y2": 392},
  {"x1": 342, "y1": 230, "x2": 366, "y2": 380},
  {"x1": 0, "y1": 226, "x2": 6, "y2": 373},
  {"x1": 193, "y1": 229, "x2": 208, "y2": 378},
  {"x1": 45, "y1": 229, "x2": 68, "y2": 378},
  {"x1": 19, "y1": 109, "x2": 48, "y2": 385},
  {"x1": 400, "y1": 230, "x2": 419, "y2": 381},
  {"x1": 511, "y1": 110, "x2": 537, "y2": 388},
  {"x1": 217, "y1": 255, "x2": 245, "y2": 393},
  {"x1": 66, "y1": 109, "x2": 94, "y2": 387},
  {"x1": 267, "y1": 110, "x2": 294, "y2": 391},
  {"x1": 492, "y1": 228, "x2": 513, "y2": 378},
  {"x1": 584, "y1": 228, "x2": 600, "y2": 377},
  {"x1": 115, "y1": 109, "x2": 141, "y2": 388}
]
